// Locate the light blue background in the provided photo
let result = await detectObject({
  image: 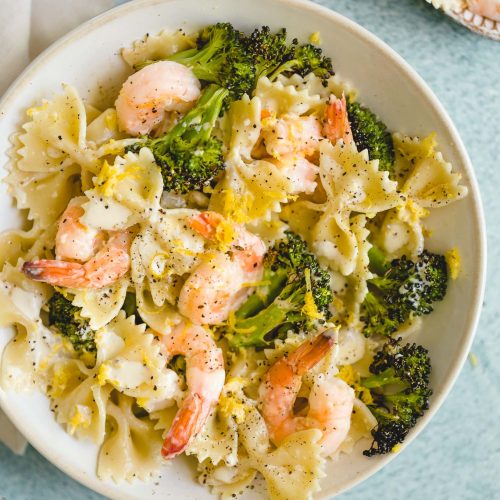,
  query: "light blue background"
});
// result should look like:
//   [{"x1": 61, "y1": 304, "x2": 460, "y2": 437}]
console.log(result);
[{"x1": 1, "y1": 0, "x2": 499, "y2": 499}]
